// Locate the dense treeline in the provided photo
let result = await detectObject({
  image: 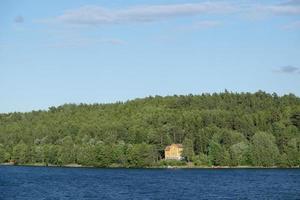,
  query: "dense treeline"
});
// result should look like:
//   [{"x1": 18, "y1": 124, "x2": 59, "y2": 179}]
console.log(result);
[{"x1": 0, "y1": 91, "x2": 300, "y2": 167}]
